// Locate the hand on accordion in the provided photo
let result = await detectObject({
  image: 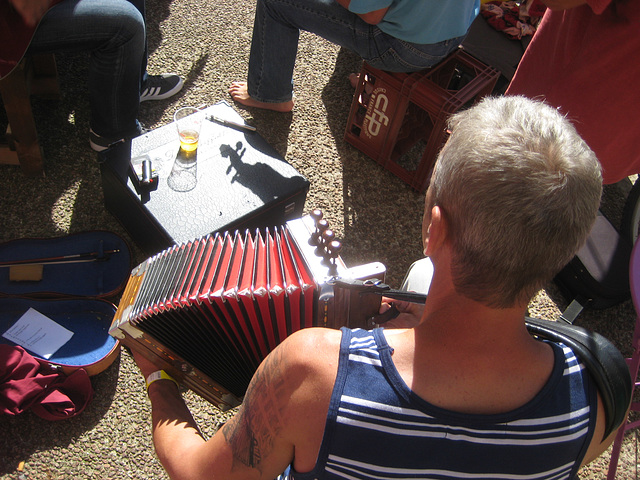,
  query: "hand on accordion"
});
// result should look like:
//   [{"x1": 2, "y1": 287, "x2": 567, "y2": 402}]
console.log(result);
[
  {"x1": 131, "y1": 348, "x2": 160, "y2": 380},
  {"x1": 376, "y1": 297, "x2": 424, "y2": 329}
]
